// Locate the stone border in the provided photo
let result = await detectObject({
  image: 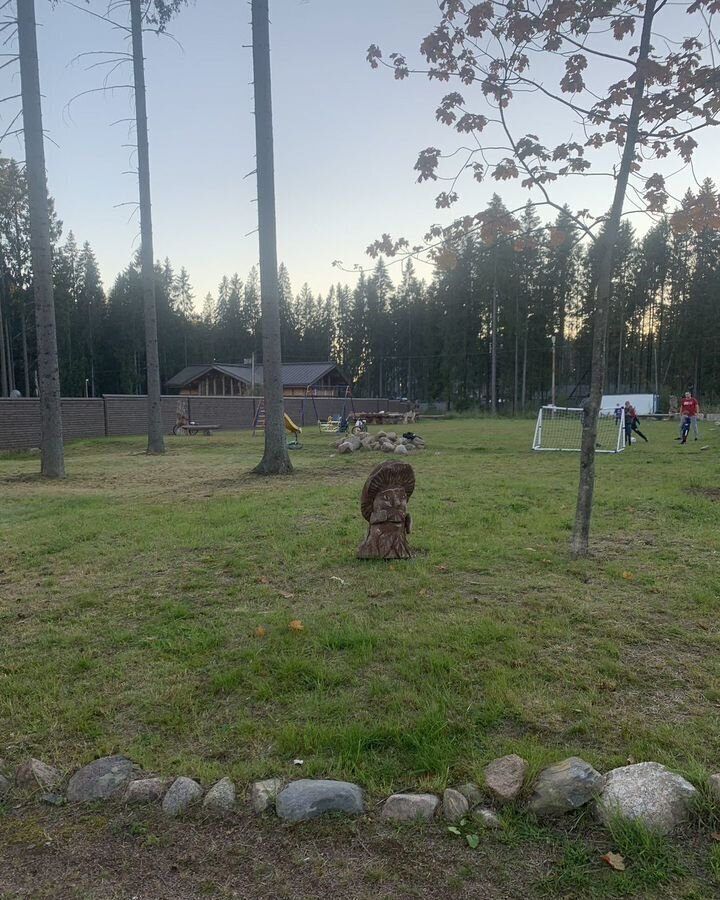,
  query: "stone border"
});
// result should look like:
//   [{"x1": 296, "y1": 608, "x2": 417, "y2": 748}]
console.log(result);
[{"x1": 2, "y1": 754, "x2": 718, "y2": 836}]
